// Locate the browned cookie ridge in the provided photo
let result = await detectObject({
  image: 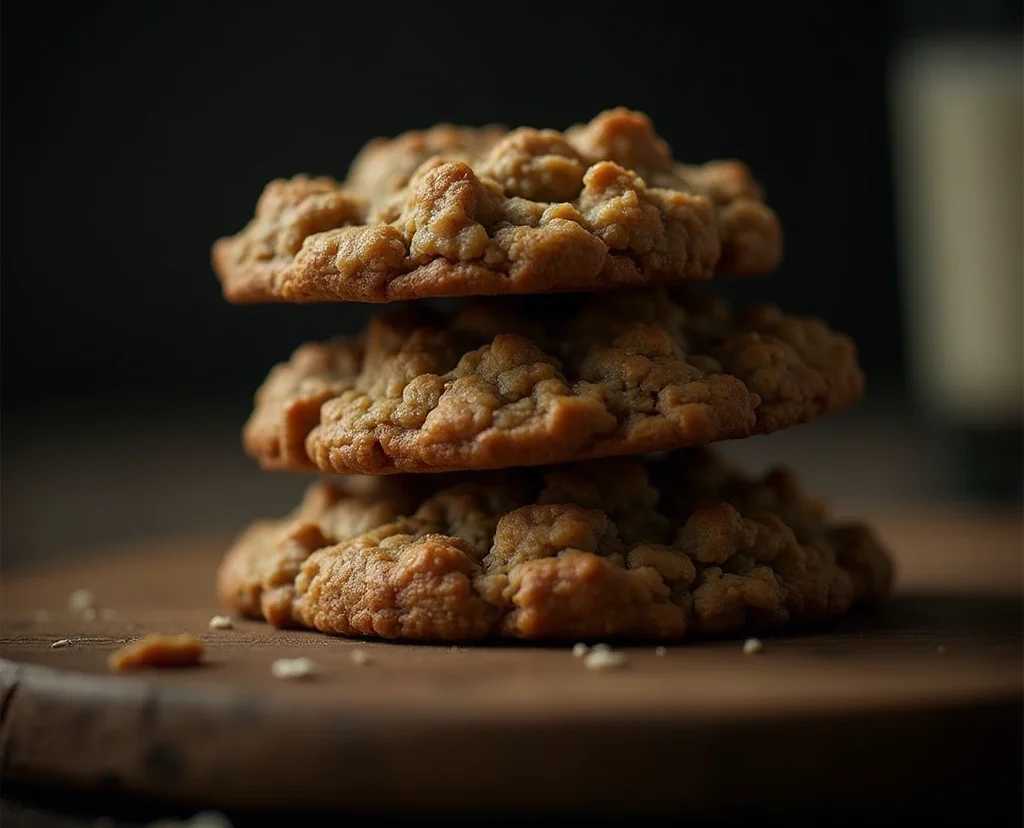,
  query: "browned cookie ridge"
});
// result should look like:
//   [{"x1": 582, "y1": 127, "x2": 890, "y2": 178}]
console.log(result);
[
  {"x1": 212, "y1": 108, "x2": 782, "y2": 304},
  {"x1": 243, "y1": 288, "x2": 863, "y2": 475},
  {"x1": 217, "y1": 449, "x2": 893, "y2": 642}
]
